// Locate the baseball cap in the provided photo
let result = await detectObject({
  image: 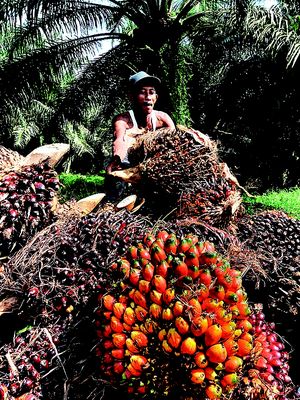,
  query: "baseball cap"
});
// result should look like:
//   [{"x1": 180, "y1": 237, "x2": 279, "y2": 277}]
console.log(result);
[{"x1": 129, "y1": 71, "x2": 161, "y2": 89}]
